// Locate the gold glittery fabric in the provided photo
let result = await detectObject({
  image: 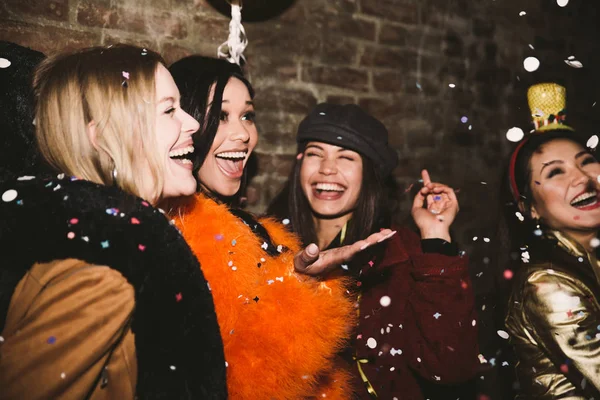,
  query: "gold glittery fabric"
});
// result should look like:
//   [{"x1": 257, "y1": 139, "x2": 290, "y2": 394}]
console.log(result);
[{"x1": 505, "y1": 230, "x2": 600, "y2": 399}]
